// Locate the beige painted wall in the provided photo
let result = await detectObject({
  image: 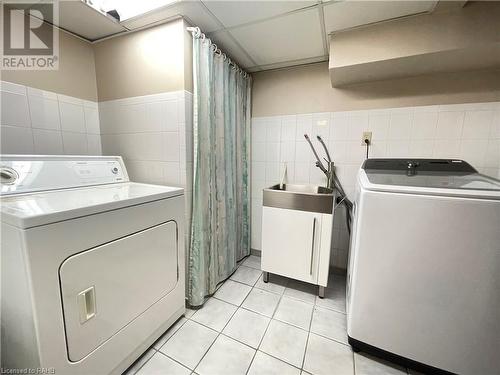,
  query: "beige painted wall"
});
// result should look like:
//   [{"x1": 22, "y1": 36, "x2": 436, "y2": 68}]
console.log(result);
[
  {"x1": 252, "y1": 62, "x2": 500, "y2": 117},
  {"x1": 2, "y1": 29, "x2": 98, "y2": 101},
  {"x1": 94, "y1": 18, "x2": 190, "y2": 101}
]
